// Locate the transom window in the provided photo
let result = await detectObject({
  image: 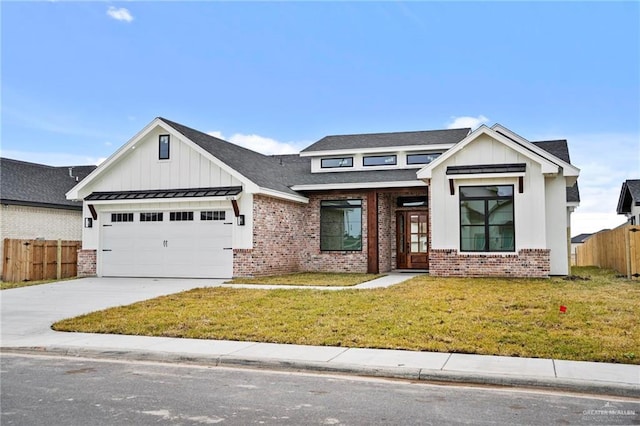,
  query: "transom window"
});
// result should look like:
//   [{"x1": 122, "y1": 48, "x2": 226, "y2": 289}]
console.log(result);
[
  {"x1": 170, "y1": 211, "x2": 194, "y2": 221},
  {"x1": 159, "y1": 135, "x2": 170, "y2": 160},
  {"x1": 321, "y1": 157, "x2": 353, "y2": 168},
  {"x1": 201, "y1": 211, "x2": 226, "y2": 221},
  {"x1": 460, "y1": 185, "x2": 514, "y2": 252},
  {"x1": 363, "y1": 155, "x2": 396, "y2": 166},
  {"x1": 111, "y1": 213, "x2": 134, "y2": 222},
  {"x1": 320, "y1": 200, "x2": 362, "y2": 251},
  {"x1": 407, "y1": 153, "x2": 441, "y2": 165},
  {"x1": 140, "y1": 212, "x2": 163, "y2": 222},
  {"x1": 397, "y1": 196, "x2": 428, "y2": 207}
]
